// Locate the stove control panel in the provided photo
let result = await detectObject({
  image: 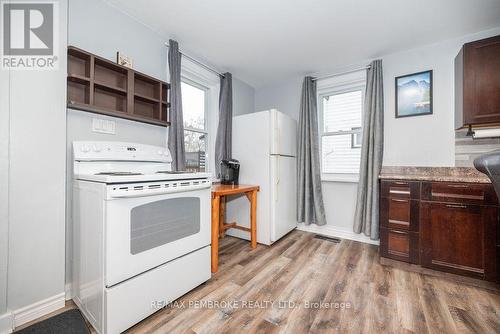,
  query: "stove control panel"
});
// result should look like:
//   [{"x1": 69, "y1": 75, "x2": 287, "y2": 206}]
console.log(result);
[{"x1": 74, "y1": 141, "x2": 172, "y2": 162}]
